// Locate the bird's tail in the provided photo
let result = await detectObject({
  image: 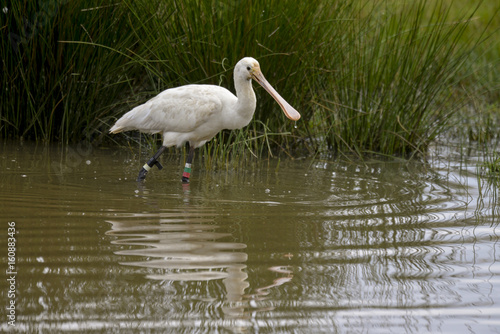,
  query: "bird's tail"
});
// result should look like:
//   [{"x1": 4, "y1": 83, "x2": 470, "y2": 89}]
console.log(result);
[
  {"x1": 109, "y1": 108, "x2": 138, "y2": 134},
  {"x1": 109, "y1": 103, "x2": 162, "y2": 135},
  {"x1": 109, "y1": 124, "x2": 123, "y2": 134}
]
